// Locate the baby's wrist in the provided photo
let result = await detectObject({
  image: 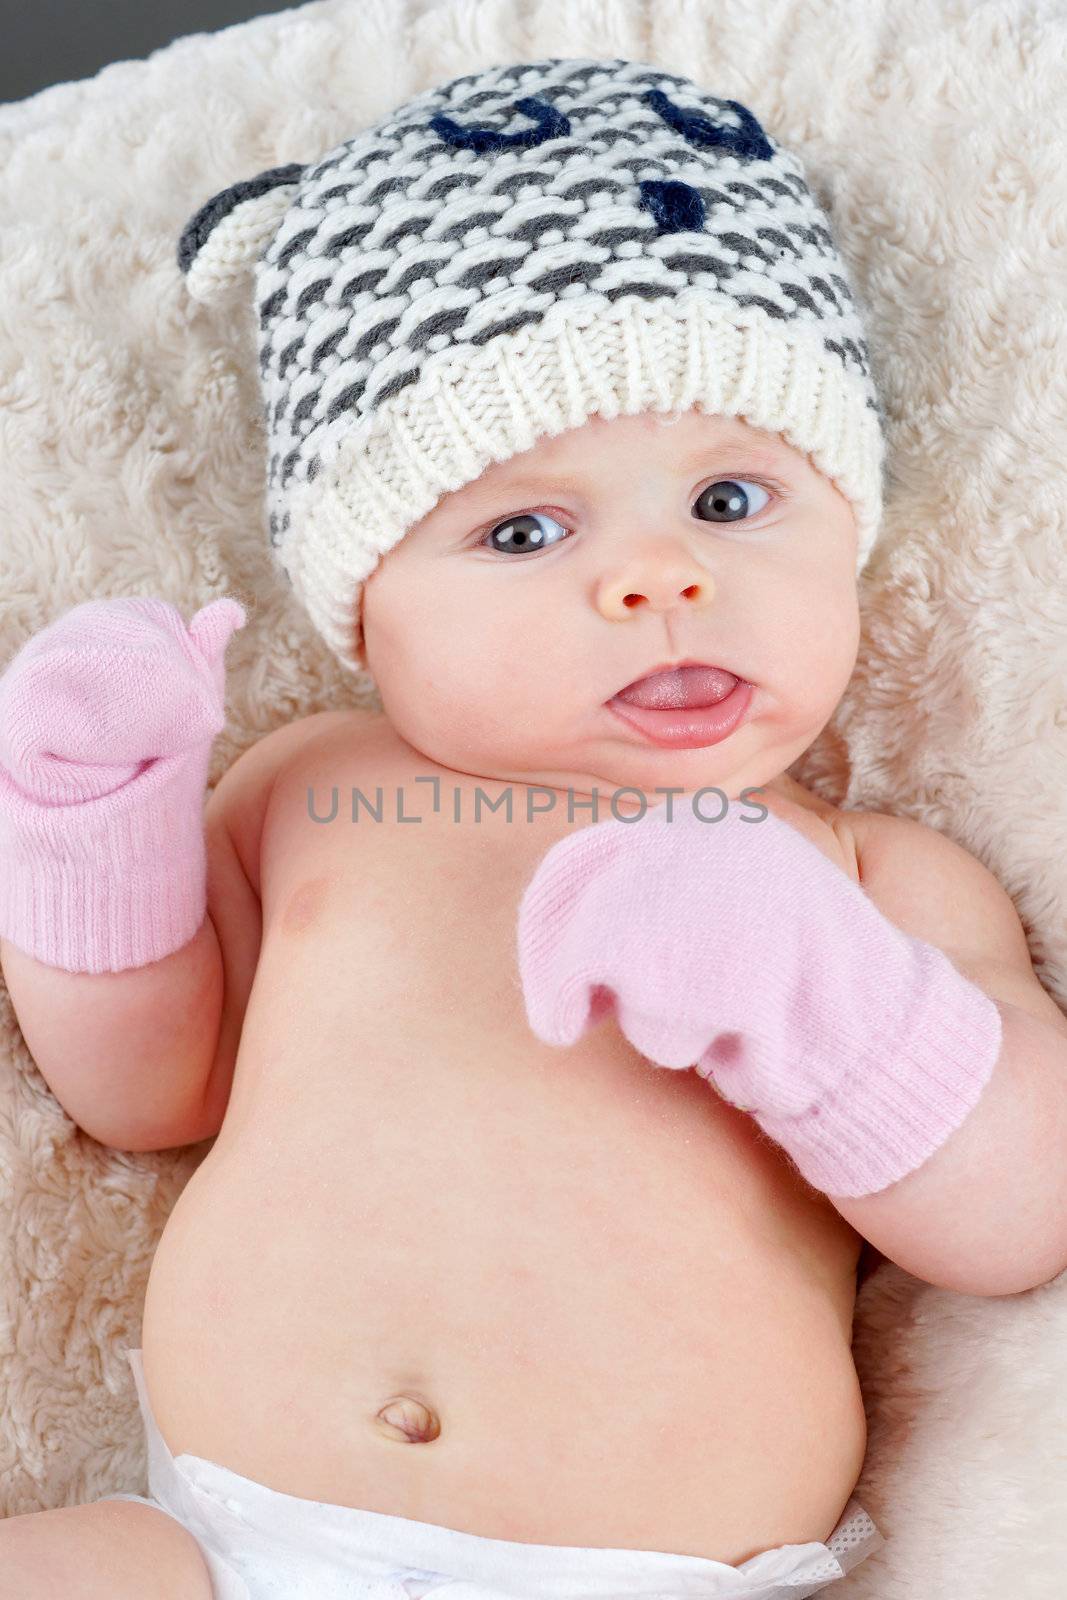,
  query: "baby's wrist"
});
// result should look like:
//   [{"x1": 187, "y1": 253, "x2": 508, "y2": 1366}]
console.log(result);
[
  {"x1": 0, "y1": 744, "x2": 213, "y2": 974},
  {"x1": 703, "y1": 938, "x2": 1004, "y2": 1199}
]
